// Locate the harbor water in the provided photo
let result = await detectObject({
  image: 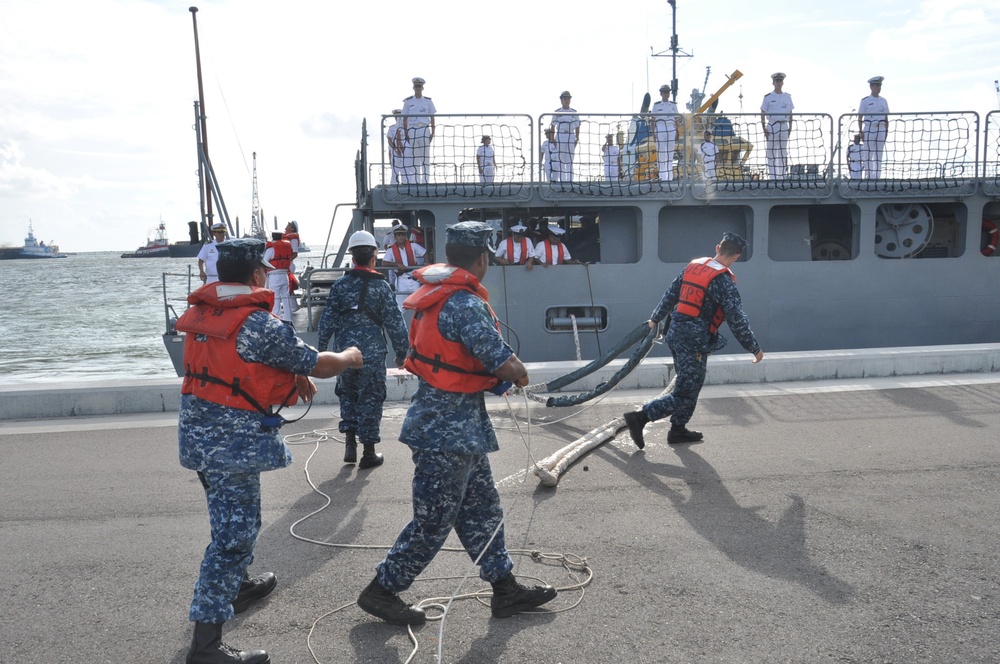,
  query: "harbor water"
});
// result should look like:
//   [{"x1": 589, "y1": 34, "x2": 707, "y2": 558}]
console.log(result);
[{"x1": 0, "y1": 250, "x2": 316, "y2": 386}]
